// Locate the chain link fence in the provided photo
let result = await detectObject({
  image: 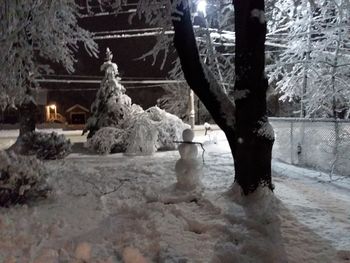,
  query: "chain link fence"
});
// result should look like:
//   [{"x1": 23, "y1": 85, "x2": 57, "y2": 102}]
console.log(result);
[{"x1": 270, "y1": 117, "x2": 350, "y2": 177}]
